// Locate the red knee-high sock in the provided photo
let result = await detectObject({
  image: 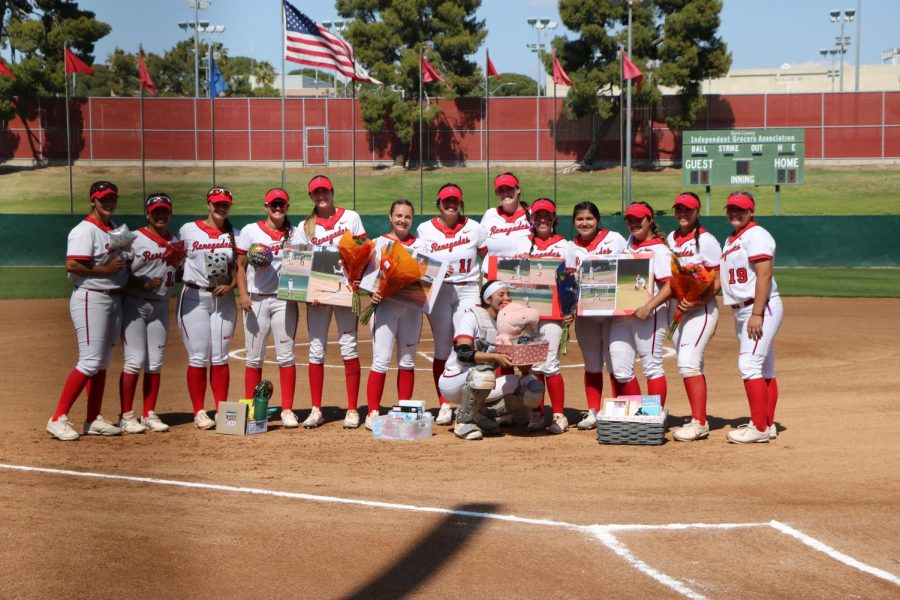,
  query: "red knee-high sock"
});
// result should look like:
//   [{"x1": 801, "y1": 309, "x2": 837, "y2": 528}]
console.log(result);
[
  {"x1": 682, "y1": 375, "x2": 707, "y2": 424},
  {"x1": 546, "y1": 374, "x2": 565, "y2": 414},
  {"x1": 187, "y1": 366, "x2": 207, "y2": 414},
  {"x1": 647, "y1": 376, "x2": 668, "y2": 407},
  {"x1": 367, "y1": 370, "x2": 387, "y2": 413},
  {"x1": 397, "y1": 369, "x2": 414, "y2": 401},
  {"x1": 344, "y1": 358, "x2": 361, "y2": 411},
  {"x1": 53, "y1": 369, "x2": 90, "y2": 421},
  {"x1": 432, "y1": 358, "x2": 447, "y2": 404},
  {"x1": 209, "y1": 364, "x2": 230, "y2": 408},
  {"x1": 244, "y1": 367, "x2": 263, "y2": 399},
  {"x1": 584, "y1": 371, "x2": 604, "y2": 412},
  {"x1": 119, "y1": 371, "x2": 140, "y2": 416},
  {"x1": 618, "y1": 377, "x2": 642, "y2": 397},
  {"x1": 279, "y1": 365, "x2": 296, "y2": 411},
  {"x1": 86, "y1": 370, "x2": 106, "y2": 422},
  {"x1": 533, "y1": 373, "x2": 546, "y2": 411},
  {"x1": 308, "y1": 363, "x2": 324, "y2": 408},
  {"x1": 142, "y1": 373, "x2": 161, "y2": 417},
  {"x1": 609, "y1": 374, "x2": 621, "y2": 398},
  {"x1": 743, "y1": 378, "x2": 769, "y2": 432},
  {"x1": 765, "y1": 377, "x2": 778, "y2": 427}
]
